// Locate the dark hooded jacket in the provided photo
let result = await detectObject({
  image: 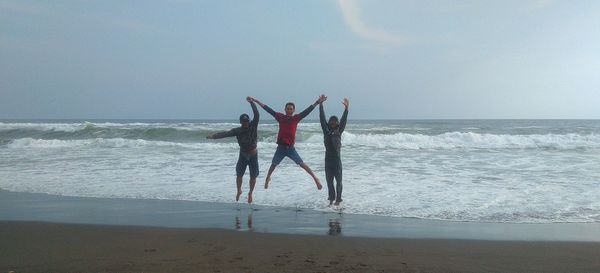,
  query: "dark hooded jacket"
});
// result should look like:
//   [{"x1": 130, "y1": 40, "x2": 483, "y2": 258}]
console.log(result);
[
  {"x1": 319, "y1": 103, "x2": 348, "y2": 158},
  {"x1": 211, "y1": 102, "x2": 259, "y2": 152}
]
